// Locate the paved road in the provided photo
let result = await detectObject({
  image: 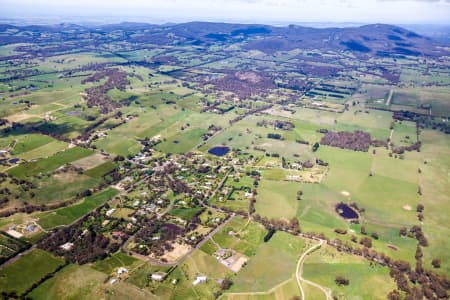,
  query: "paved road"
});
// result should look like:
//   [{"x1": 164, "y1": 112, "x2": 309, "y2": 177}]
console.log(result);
[{"x1": 296, "y1": 239, "x2": 333, "y2": 300}]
